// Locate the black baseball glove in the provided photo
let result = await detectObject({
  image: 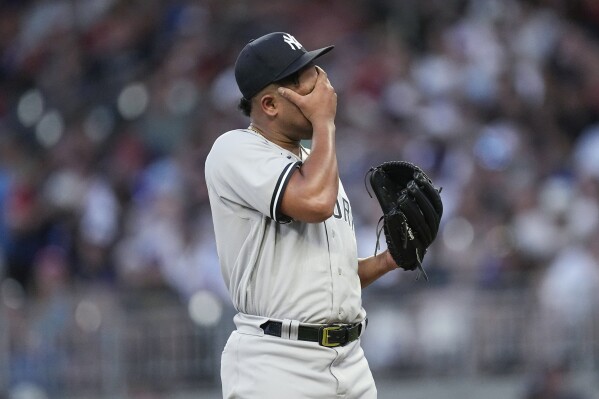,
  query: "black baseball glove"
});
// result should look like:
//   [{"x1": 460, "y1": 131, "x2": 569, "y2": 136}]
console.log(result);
[{"x1": 366, "y1": 161, "x2": 443, "y2": 280}]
